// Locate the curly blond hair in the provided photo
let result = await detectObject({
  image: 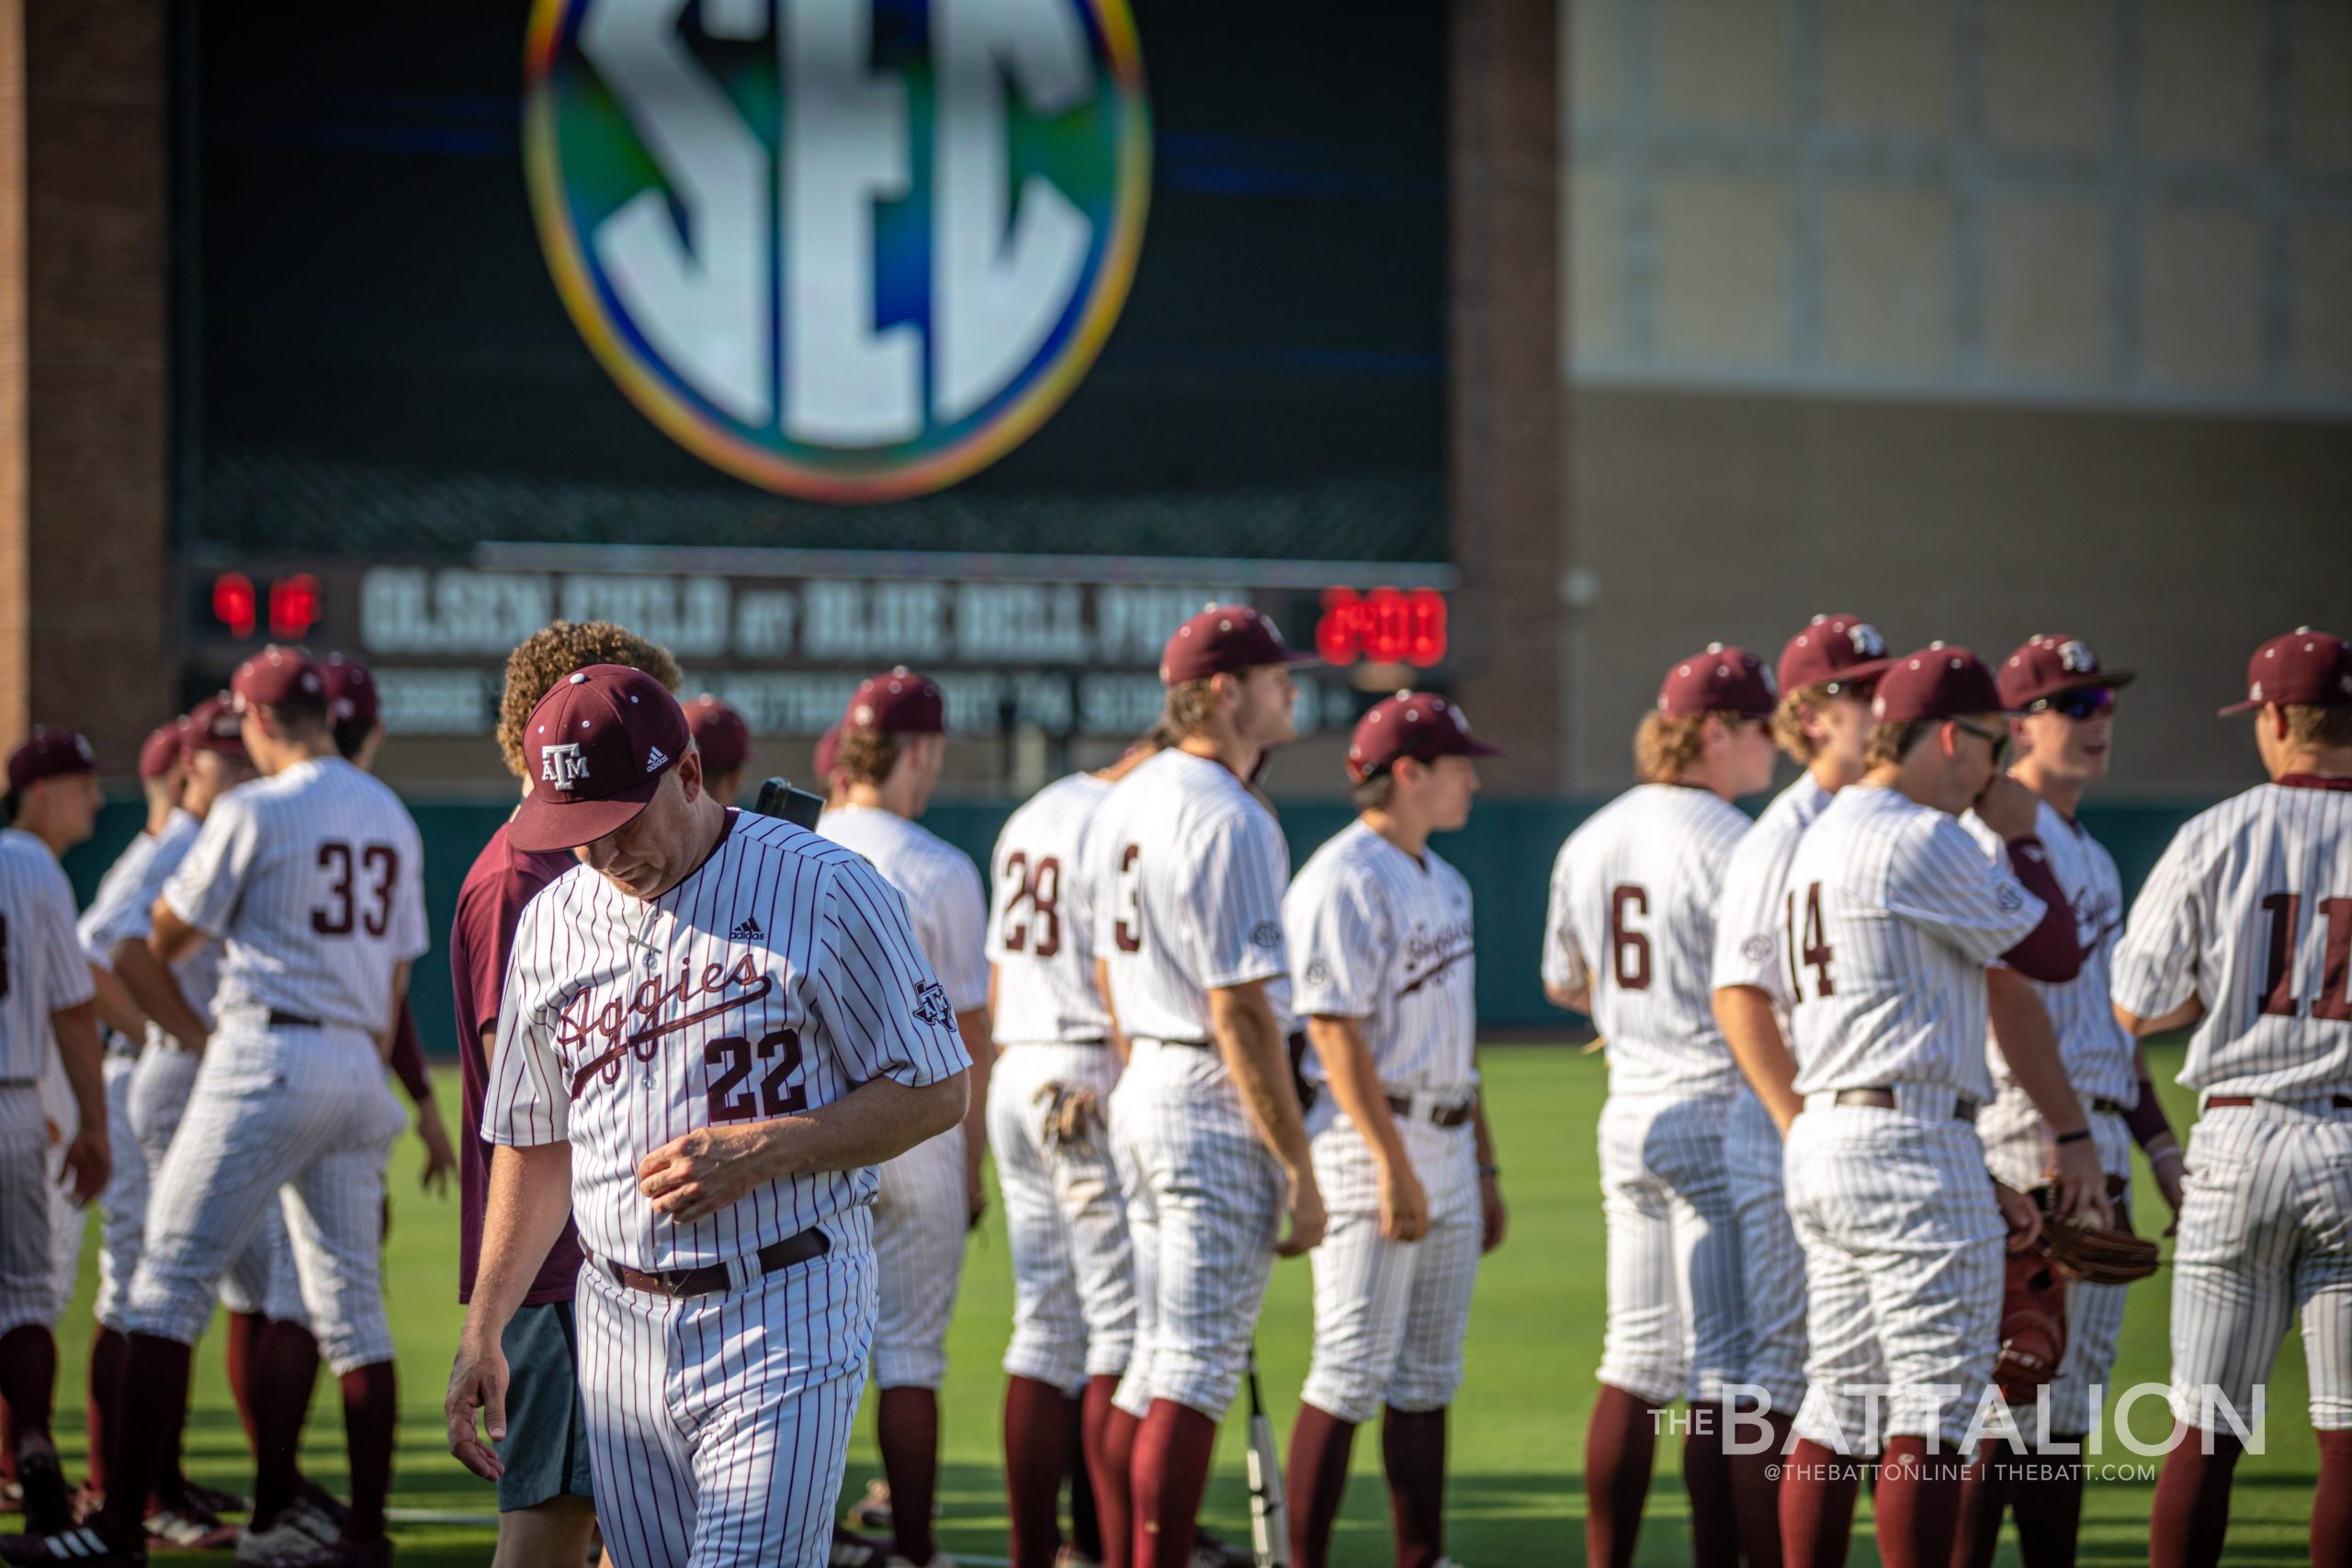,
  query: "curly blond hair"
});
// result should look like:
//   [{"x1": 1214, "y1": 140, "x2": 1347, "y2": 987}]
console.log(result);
[
  {"x1": 835, "y1": 727, "x2": 901, "y2": 788},
  {"x1": 497, "y1": 622, "x2": 683, "y2": 778},
  {"x1": 1634, "y1": 713, "x2": 1710, "y2": 784},
  {"x1": 1771, "y1": 683, "x2": 1838, "y2": 763}
]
